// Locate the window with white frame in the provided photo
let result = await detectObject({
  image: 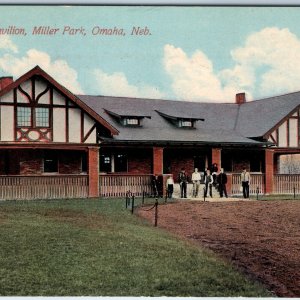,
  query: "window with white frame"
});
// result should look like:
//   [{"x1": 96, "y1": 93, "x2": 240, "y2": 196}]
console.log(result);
[
  {"x1": 36, "y1": 107, "x2": 50, "y2": 127},
  {"x1": 17, "y1": 106, "x2": 50, "y2": 128},
  {"x1": 17, "y1": 107, "x2": 32, "y2": 127},
  {"x1": 122, "y1": 118, "x2": 139, "y2": 126},
  {"x1": 179, "y1": 119, "x2": 194, "y2": 128}
]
